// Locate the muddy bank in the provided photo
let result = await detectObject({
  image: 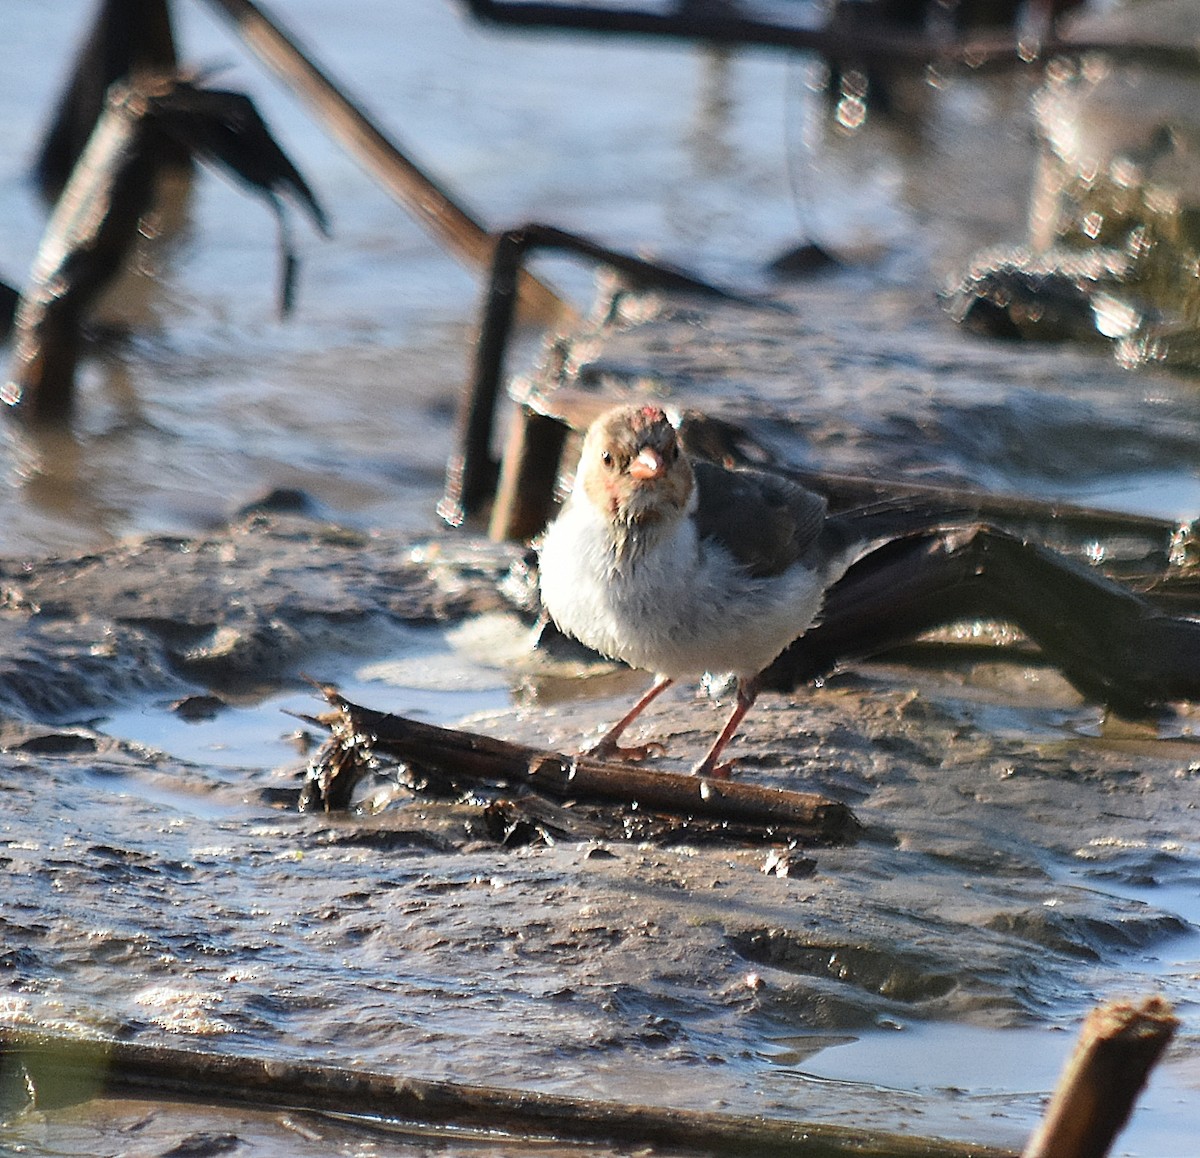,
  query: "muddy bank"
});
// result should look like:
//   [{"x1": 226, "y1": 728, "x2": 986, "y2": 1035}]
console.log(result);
[
  {"x1": 0, "y1": 511, "x2": 517, "y2": 721},
  {"x1": 1, "y1": 510, "x2": 1197, "y2": 1154},
  {"x1": 3, "y1": 5, "x2": 1199, "y2": 1146}
]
